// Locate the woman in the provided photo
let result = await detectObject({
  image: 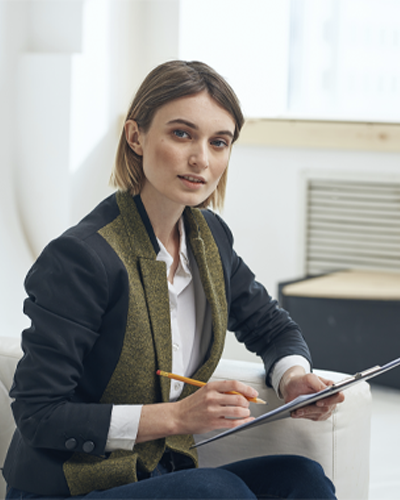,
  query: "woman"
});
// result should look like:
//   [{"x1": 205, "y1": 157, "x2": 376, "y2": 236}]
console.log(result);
[{"x1": 3, "y1": 61, "x2": 343, "y2": 499}]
